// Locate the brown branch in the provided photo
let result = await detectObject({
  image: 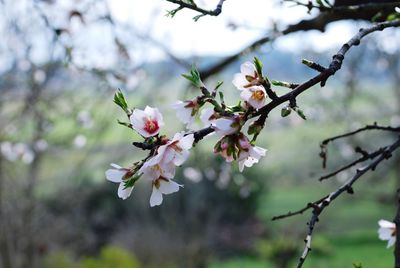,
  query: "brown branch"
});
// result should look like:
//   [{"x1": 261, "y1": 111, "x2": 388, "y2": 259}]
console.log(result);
[
  {"x1": 318, "y1": 147, "x2": 386, "y2": 181},
  {"x1": 291, "y1": 137, "x2": 400, "y2": 268},
  {"x1": 321, "y1": 123, "x2": 400, "y2": 146},
  {"x1": 166, "y1": 0, "x2": 226, "y2": 16},
  {"x1": 271, "y1": 195, "x2": 328, "y2": 221},
  {"x1": 251, "y1": 20, "x2": 400, "y2": 128},
  {"x1": 132, "y1": 20, "x2": 400, "y2": 152}
]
